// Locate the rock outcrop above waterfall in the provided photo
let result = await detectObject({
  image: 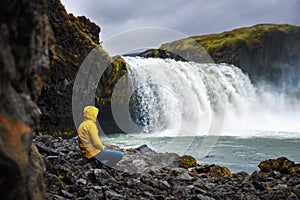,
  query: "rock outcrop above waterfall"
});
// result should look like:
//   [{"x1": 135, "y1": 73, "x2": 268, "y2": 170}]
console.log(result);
[
  {"x1": 139, "y1": 48, "x2": 187, "y2": 61},
  {"x1": 35, "y1": 134, "x2": 300, "y2": 199},
  {"x1": 0, "y1": 0, "x2": 52, "y2": 198},
  {"x1": 37, "y1": 0, "x2": 127, "y2": 136},
  {"x1": 145, "y1": 24, "x2": 300, "y2": 85}
]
